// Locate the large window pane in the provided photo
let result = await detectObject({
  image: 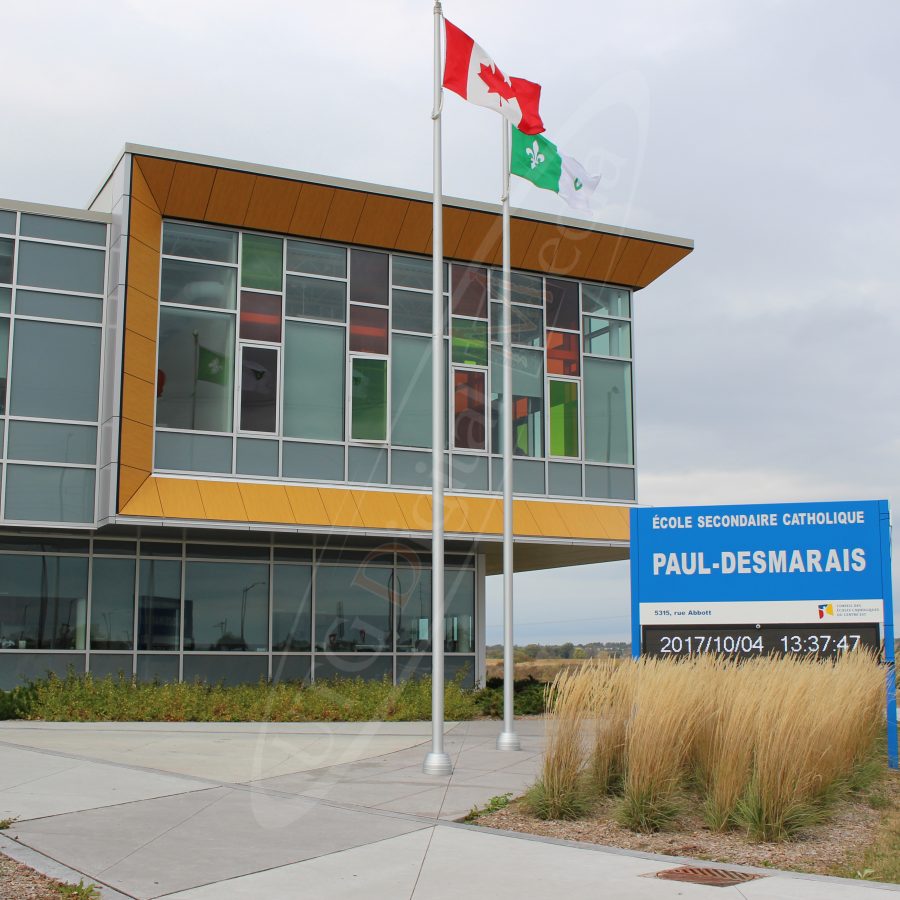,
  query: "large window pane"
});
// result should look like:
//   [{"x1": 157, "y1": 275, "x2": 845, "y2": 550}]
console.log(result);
[
  {"x1": 20, "y1": 214, "x2": 106, "y2": 247},
  {"x1": 391, "y1": 334, "x2": 431, "y2": 448},
  {"x1": 491, "y1": 347, "x2": 543, "y2": 457},
  {"x1": 0, "y1": 238, "x2": 14, "y2": 284},
  {"x1": 282, "y1": 441, "x2": 344, "y2": 480},
  {"x1": 490, "y1": 302, "x2": 543, "y2": 346},
  {"x1": 138, "y1": 559, "x2": 182, "y2": 650},
  {"x1": 0, "y1": 211, "x2": 14, "y2": 236},
  {"x1": 584, "y1": 315, "x2": 631, "y2": 357},
  {"x1": 160, "y1": 258, "x2": 236, "y2": 309},
  {"x1": 349, "y1": 304, "x2": 388, "y2": 354},
  {"x1": 286, "y1": 275, "x2": 345, "y2": 321},
  {"x1": 396, "y1": 565, "x2": 474, "y2": 653},
  {"x1": 156, "y1": 307, "x2": 234, "y2": 432},
  {"x1": 0, "y1": 318, "x2": 8, "y2": 415},
  {"x1": 549, "y1": 380, "x2": 579, "y2": 457},
  {"x1": 184, "y1": 561, "x2": 268, "y2": 652},
  {"x1": 7, "y1": 421, "x2": 97, "y2": 464},
  {"x1": 272, "y1": 564, "x2": 312, "y2": 651},
  {"x1": 315, "y1": 566, "x2": 391, "y2": 652},
  {"x1": 154, "y1": 431, "x2": 232, "y2": 473},
  {"x1": 454, "y1": 369, "x2": 486, "y2": 450},
  {"x1": 4, "y1": 465, "x2": 95, "y2": 524},
  {"x1": 241, "y1": 233, "x2": 283, "y2": 292},
  {"x1": 582, "y1": 283, "x2": 631, "y2": 318},
  {"x1": 351, "y1": 358, "x2": 387, "y2": 441},
  {"x1": 490, "y1": 270, "x2": 543, "y2": 305},
  {"x1": 391, "y1": 289, "x2": 431, "y2": 333},
  {"x1": 392, "y1": 255, "x2": 440, "y2": 290},
  {"x1": 163, "y1": 222, "x2": 237, "y2": 263},
  {"x1": 240, "y1": 291, "x2": 282, "y2": 342},
  {"x1": 90, "y1": 557, "x2": 135, "y2": 650},
  {"x1": 547, "y1": 330, "x2": 580, "y2": 376},
  {"x1": 451, "y1": 264, "x2": 487, "y2": 318},
  {"x1": 15, "y1": 289, "x2": 102, "y2": 323},
  {"x1": 240, "y1": 346, "x2": 278, "y2": 433},
  {"x1": 0, "y1": 554, "x2": 88, "y2": 650},
  {"x1": 283, "y1": 321, "x2": 344, "y2": 440},
  {"x1": 349, "y1": 249, "x2": 388, "y2": 305},
  {"x1": 16, "y1": 242, "x2": 104, "y2": 294},
  {"x1": 545, "y1": 278, "x2": 579, "y2": 330},
  {"x1": 10, "y1": 321, "x2": 100, "y2": 421},
  {"x1": 286, "y1": 240, "x2": 346, "y2": 278},
  {"x1": 584, "y1": 357, "x2": 633, "y2": 464},
  {"x1": 585, "y1": 464, "x2": 635, "y2": 501},
  {"x1": 452, "y1": 318, "x2": 488, "y2": 366}
]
